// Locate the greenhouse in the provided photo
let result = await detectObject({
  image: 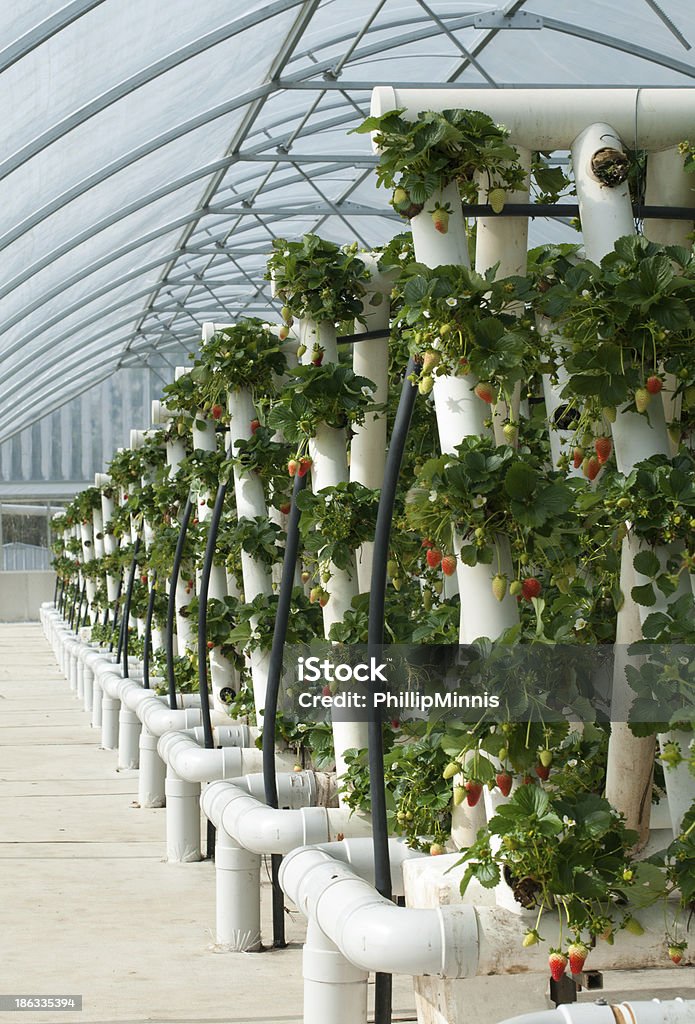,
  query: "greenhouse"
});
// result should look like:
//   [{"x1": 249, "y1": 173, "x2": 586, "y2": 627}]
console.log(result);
[{"x1": 1, "y1": 2, "x2": 694, "y2": 1023}]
